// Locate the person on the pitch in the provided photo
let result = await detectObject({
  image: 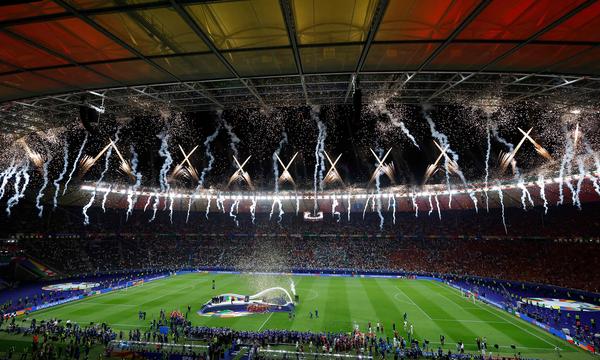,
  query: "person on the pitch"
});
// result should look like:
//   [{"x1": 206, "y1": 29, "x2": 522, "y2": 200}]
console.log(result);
[{"x1": 212, "y1": 279, "x2": 215, "y2": 290}]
